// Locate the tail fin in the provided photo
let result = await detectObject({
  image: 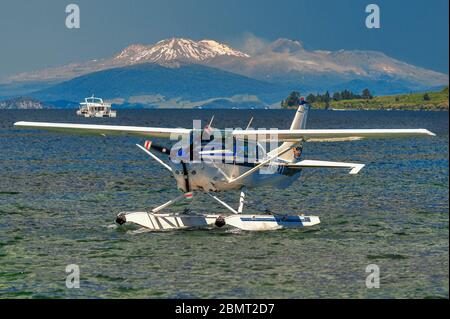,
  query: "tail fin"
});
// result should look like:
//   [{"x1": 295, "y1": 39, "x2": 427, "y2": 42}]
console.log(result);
[
  {"x1": 289, "y1": 104, "x2": 309, "y2": 130},
  {"x1": 268, "y1": 104, "x2": 309, "y2": 162}
]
